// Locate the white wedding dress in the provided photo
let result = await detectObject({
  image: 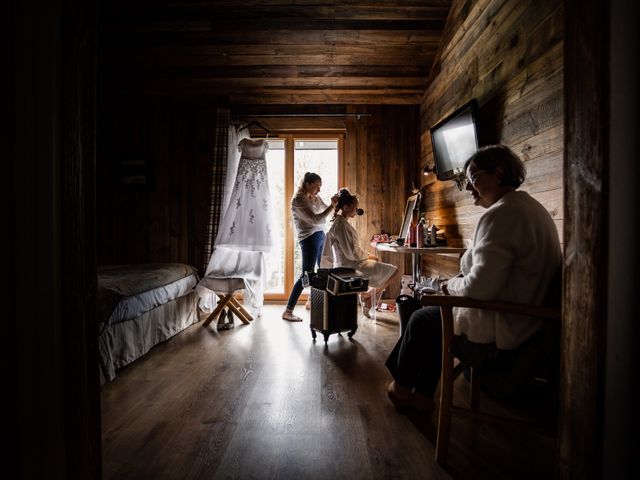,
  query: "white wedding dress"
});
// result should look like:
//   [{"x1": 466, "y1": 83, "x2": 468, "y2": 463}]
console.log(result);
[
  {"x1": 198, "y1": 137, "x2": 275, "y2": 317},
  {"x1": 214, "y1": 138, "x2": 274, "y2": 251}
]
